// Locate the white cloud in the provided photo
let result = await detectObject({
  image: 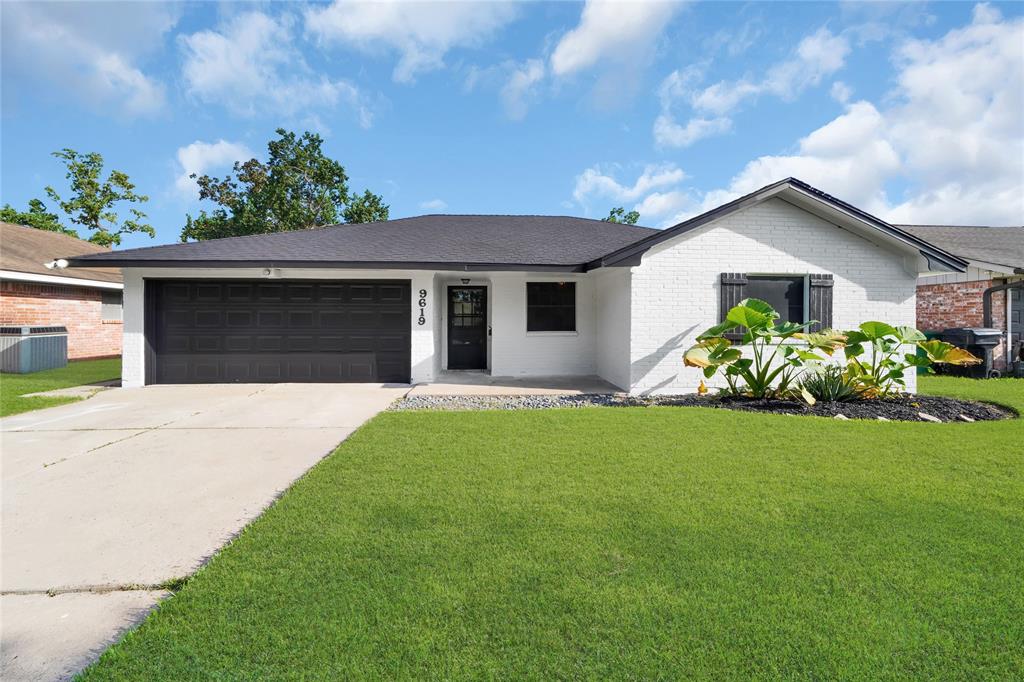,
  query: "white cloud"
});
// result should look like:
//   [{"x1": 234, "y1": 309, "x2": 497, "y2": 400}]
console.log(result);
[
  {"x1": 473, "y1": 0, "x2": 682, "y2": 120},
  {"x1": 656, "y1": 27, "x2": 851, "y2": 148},
  {"x1": 550, "y1": 0, "x2": 681, "y2": 77},
  {"x1": 181, "y1": 11, "x2": 372, "y2": 126},
  {"x1": 653, "y1": 114, "x2": 731, "y2": 148},
  {"x1": 175, "y1": 140, "x2": 254, "y2": 199},
  {"x1": 305, "y1": 0, "x2": 518, "y2": 83},
  {"x1": 633, "y1": 190, "x2": 692, "y2": 223},
  {"x1": 1, "y1": 2, "x2": 175, "y2": 117},
  {"x1": 830, "y1": 80, "x2": 853, "y2": 103},
  {"x1": 419, "y1": 198, "x2": 448, "y2": 212},
  {"x1": 500, "y1": 59, "x2": 546, "y2": 120},
  {"x1": 661, "y1": 4, "x2": 1024, "y2": 226},
  {"x1": 573, "y1": 163, "x2": 689, "y2": 224}
]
